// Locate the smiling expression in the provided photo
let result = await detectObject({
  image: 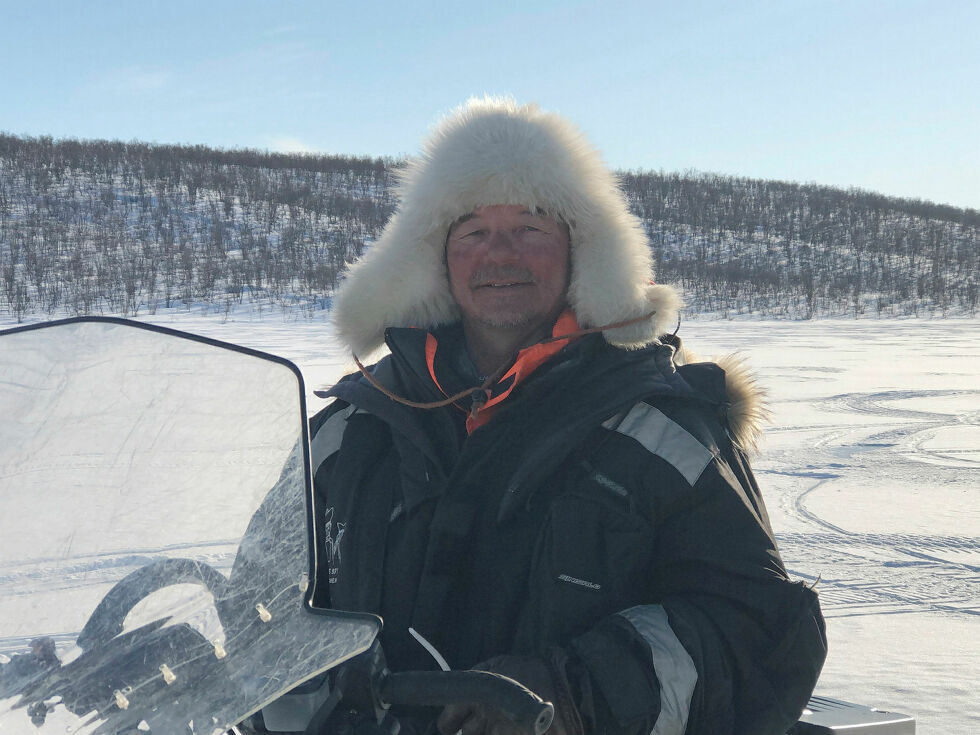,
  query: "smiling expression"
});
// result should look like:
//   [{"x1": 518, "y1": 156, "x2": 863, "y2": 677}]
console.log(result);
[{"x1": 446, "y1": 205, "x2": 571, "y2": 335}]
